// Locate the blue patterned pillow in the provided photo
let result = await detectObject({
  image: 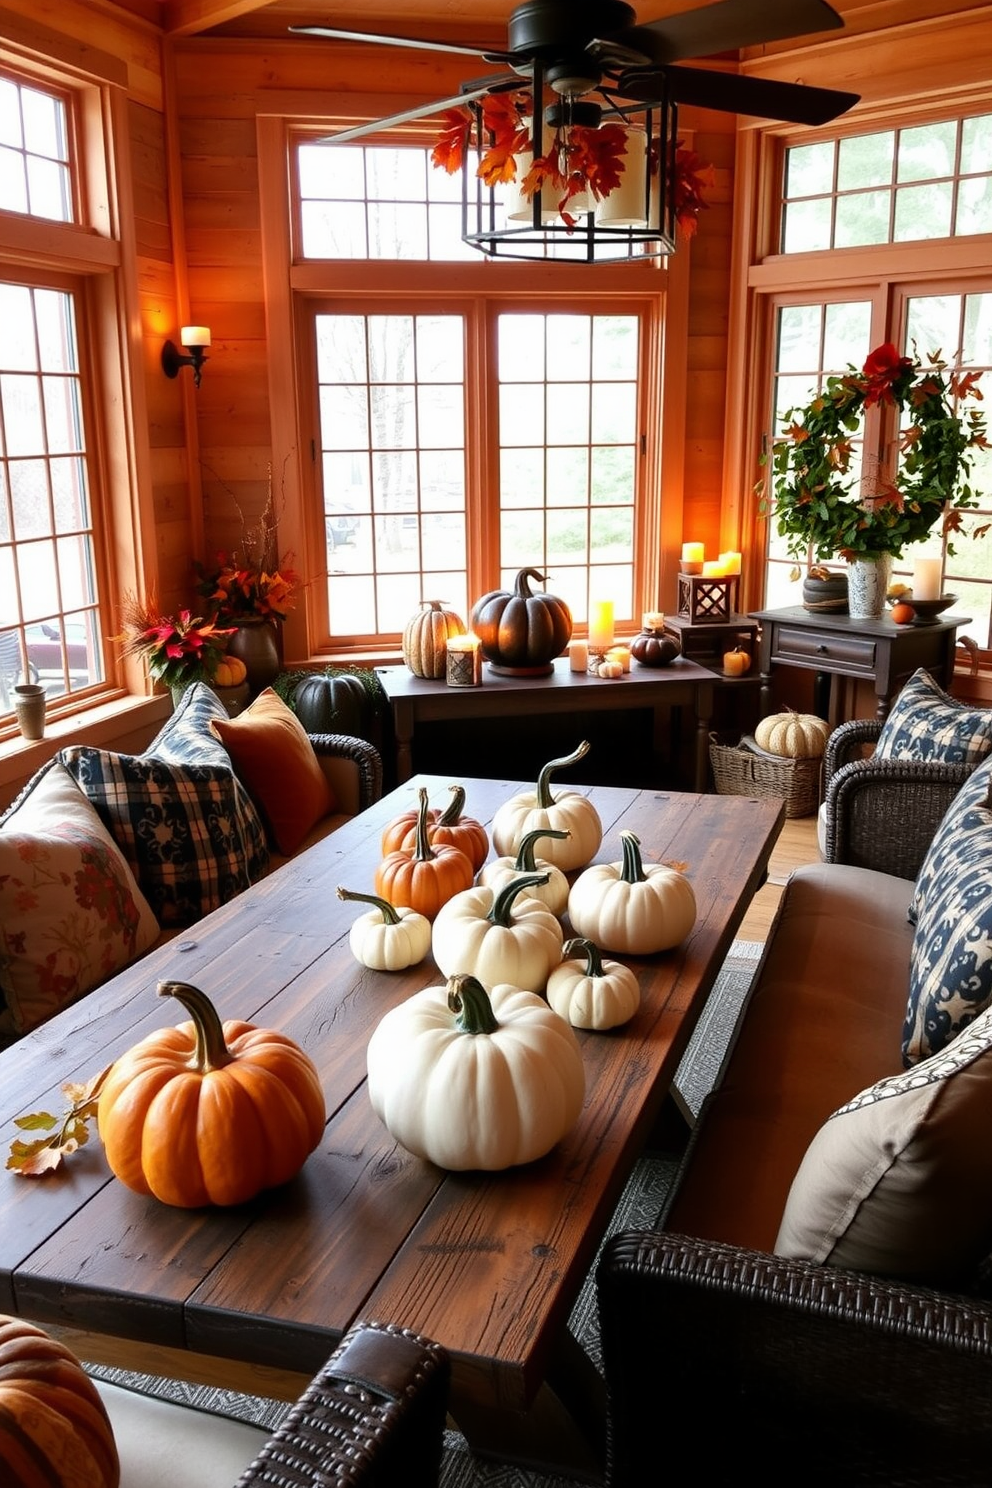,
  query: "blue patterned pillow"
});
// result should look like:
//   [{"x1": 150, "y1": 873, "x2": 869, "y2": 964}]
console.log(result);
[
  {"x1": 146, "y1": 682, "x2": 268, "y2": 882},
  {"x1": 59, "y1": 747, "x2": 254, "y2": 926},
  {"x1": 876, "y1": 668, "x2": 992, "y2": 766},
  {"x1": 903, "y1": 754, "x2": 992, "y2": 1065}
]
